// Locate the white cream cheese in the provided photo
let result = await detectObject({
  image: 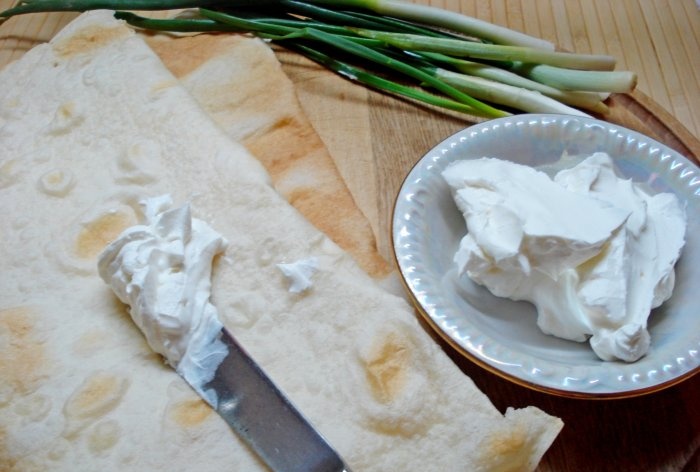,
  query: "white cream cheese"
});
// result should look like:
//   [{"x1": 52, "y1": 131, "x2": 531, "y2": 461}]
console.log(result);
[
  {"x1": 277, "y1": 257, "x2": 319, "y2": 293},
  {"x1": 443, "y1": 153, "x2": 686, "y2": 362},
  {"x1": 98, "y1": 195, "x2": 228, "y2": 405}
]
